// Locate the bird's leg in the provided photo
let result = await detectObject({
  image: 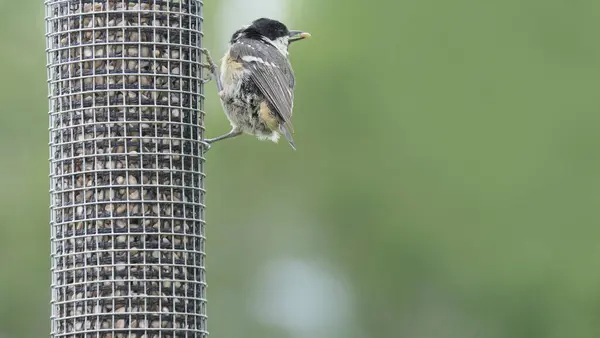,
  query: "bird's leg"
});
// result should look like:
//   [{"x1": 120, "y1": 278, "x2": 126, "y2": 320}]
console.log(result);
[
  {"x1": 204, "y1": 128, "x2": 243, "y2": 145},
  {"x1": 201, "y1": 48, "x2": 223, "y2": 93},
  {"x1": 201, "y1": 48, "x2": 234, "y2": 151}
]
